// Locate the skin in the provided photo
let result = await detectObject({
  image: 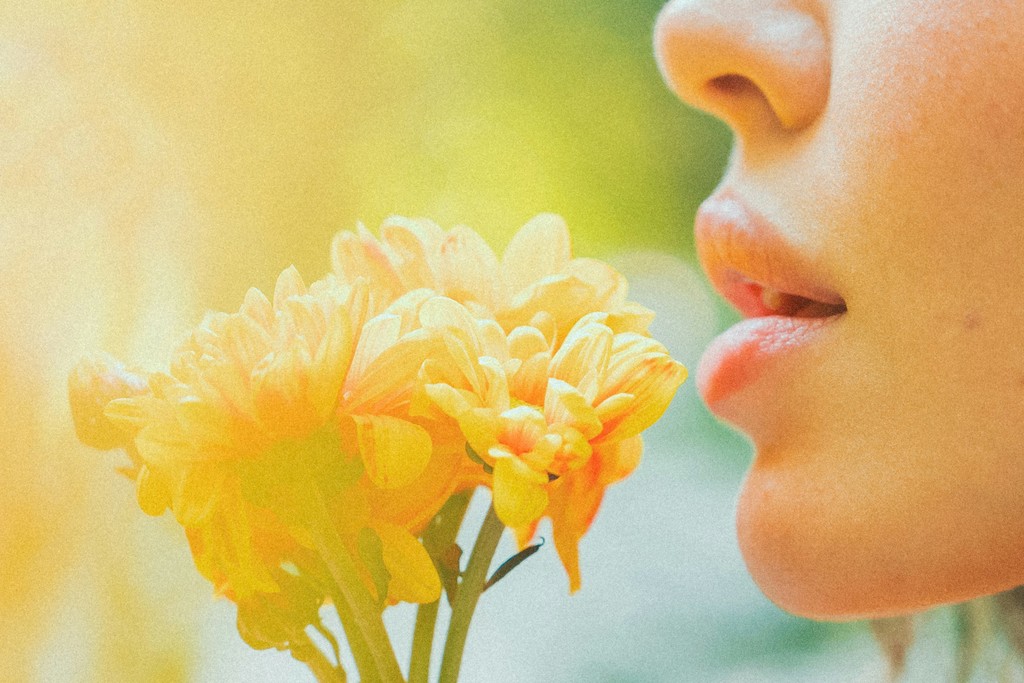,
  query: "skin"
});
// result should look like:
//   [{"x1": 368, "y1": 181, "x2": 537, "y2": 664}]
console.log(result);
[{"x1": 655, "y1": 0, "x2": 1024, "y2": 619}]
